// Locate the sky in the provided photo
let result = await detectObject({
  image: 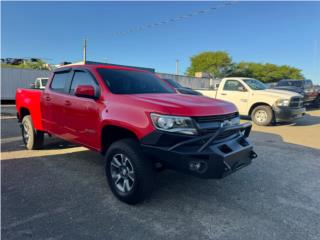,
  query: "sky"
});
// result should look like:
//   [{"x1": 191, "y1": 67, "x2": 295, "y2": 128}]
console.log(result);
[{"x1": 2, "y1": 1, "x2": 320, "y2": 83}]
